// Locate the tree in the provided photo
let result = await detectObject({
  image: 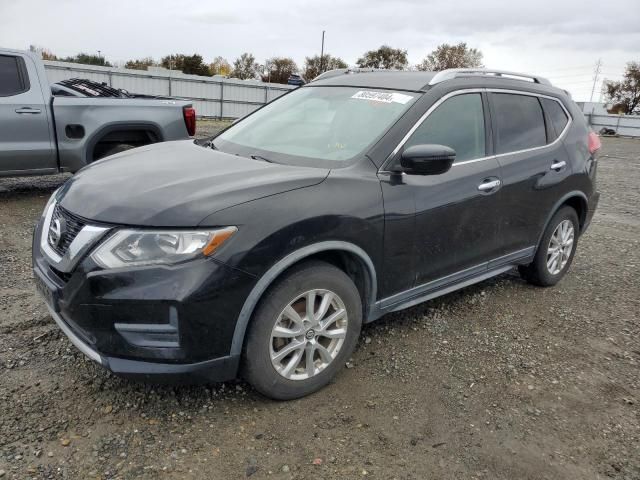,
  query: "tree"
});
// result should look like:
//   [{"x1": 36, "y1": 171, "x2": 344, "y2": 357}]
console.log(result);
[
  {"x1": 356, "y1": 45, "x2": 408, "y2": 70},
  {"x1": 604, "y1": 62, "x2": 640, "y2": 115},
  {"x1": 29, "y1": 45, "x2": 57, "y2": 61},
  {"x1": 417, "y1": 42, "x2": 483, "y2": 71},
  {"x1": 58, "y1": 53, "x2": 111, "y2": 67},
  {"x1": 210, "y1": 56, "x2": 232, "y2": 76},
  {"x1": 231, "y1": 53, "x2": 259, "y2": 80},
  {"x1": 303, "y1": 54, "x2": 348, "y2": 80},
  {"x1": 125, "y1": 57, "x2": 156, "y2": 70},
  {"x1": 160, "y1": 54, "x2": 210, "y2": 76},
  {"x1": 261, "y1": 57, "x2": 298, "y2": 84}
]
